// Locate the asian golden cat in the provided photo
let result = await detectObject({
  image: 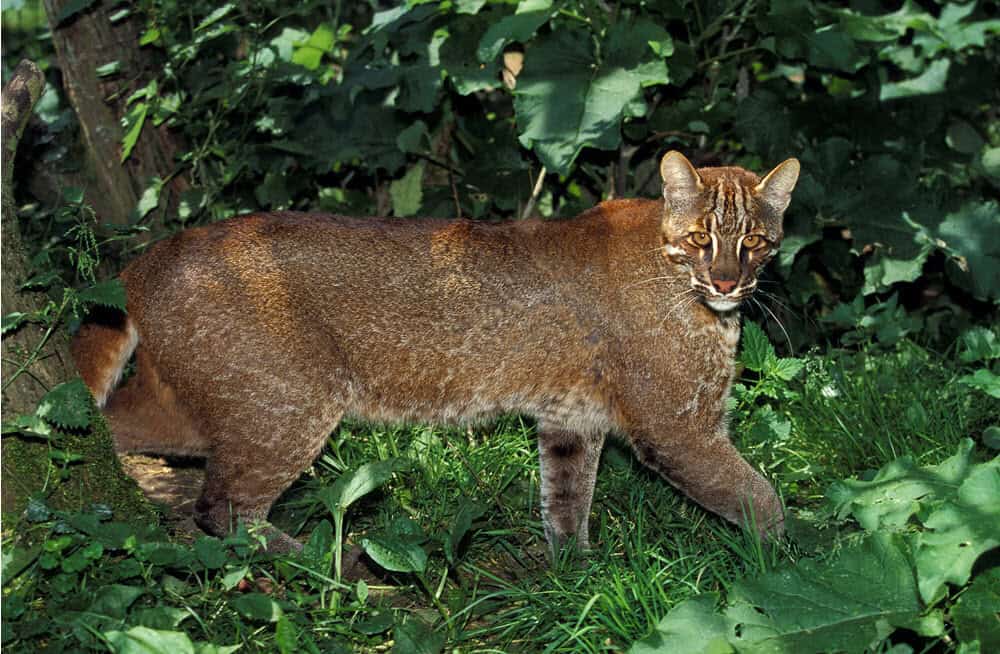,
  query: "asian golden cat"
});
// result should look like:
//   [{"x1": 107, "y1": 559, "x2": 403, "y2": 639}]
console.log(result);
[{"x1": 73, "y1": 151, "x2": 800, "y2": 554}]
